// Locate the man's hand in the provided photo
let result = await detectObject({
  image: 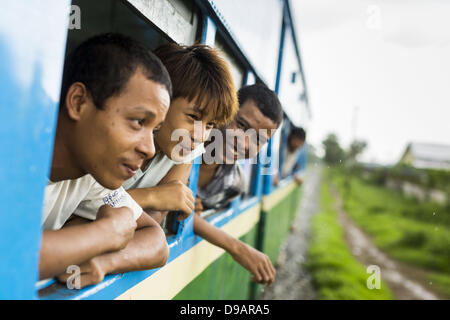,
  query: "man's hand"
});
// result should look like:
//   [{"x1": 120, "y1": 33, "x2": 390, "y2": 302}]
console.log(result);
[
  {"x1": 57, "y1": 255, "x2": 107, "y2": 289},
  {"x1": 193, "y1": 214, "x2": 276, "y2": 286},
  {"x1": 273, "y1": 174, "x2": 279, "y2": 187},
  {"x1": 145, "y1": 180, "x2": 194, "y2": 216},
  {"x1": 194, "y1": 197, "x2": 203, "y2": 216},
  {"x1": 39, "y1": 205, "x2": 136, "y2": 280},
  {"x1": 96, "y1": 205, "x2": 137, "y2": 251},
  {"x1": 294, "y1": 175, "x2": 303, "y2": 185},
  {"x1": 57, "y1": 212, "x2": 169, "y2": 289},
  {"x1": 231, "y1": 241, "x2": 276, "y2": 286}
]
